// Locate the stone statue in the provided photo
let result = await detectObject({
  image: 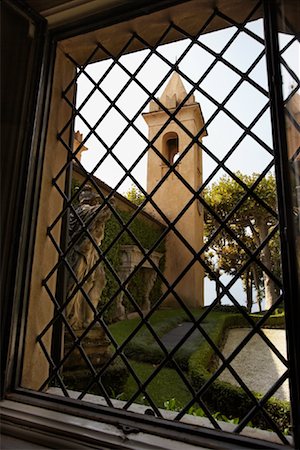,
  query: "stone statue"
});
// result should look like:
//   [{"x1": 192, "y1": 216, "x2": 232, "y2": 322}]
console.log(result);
[{"x1": 66, "y1": 185, "x2": 113, "y2": 330}]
